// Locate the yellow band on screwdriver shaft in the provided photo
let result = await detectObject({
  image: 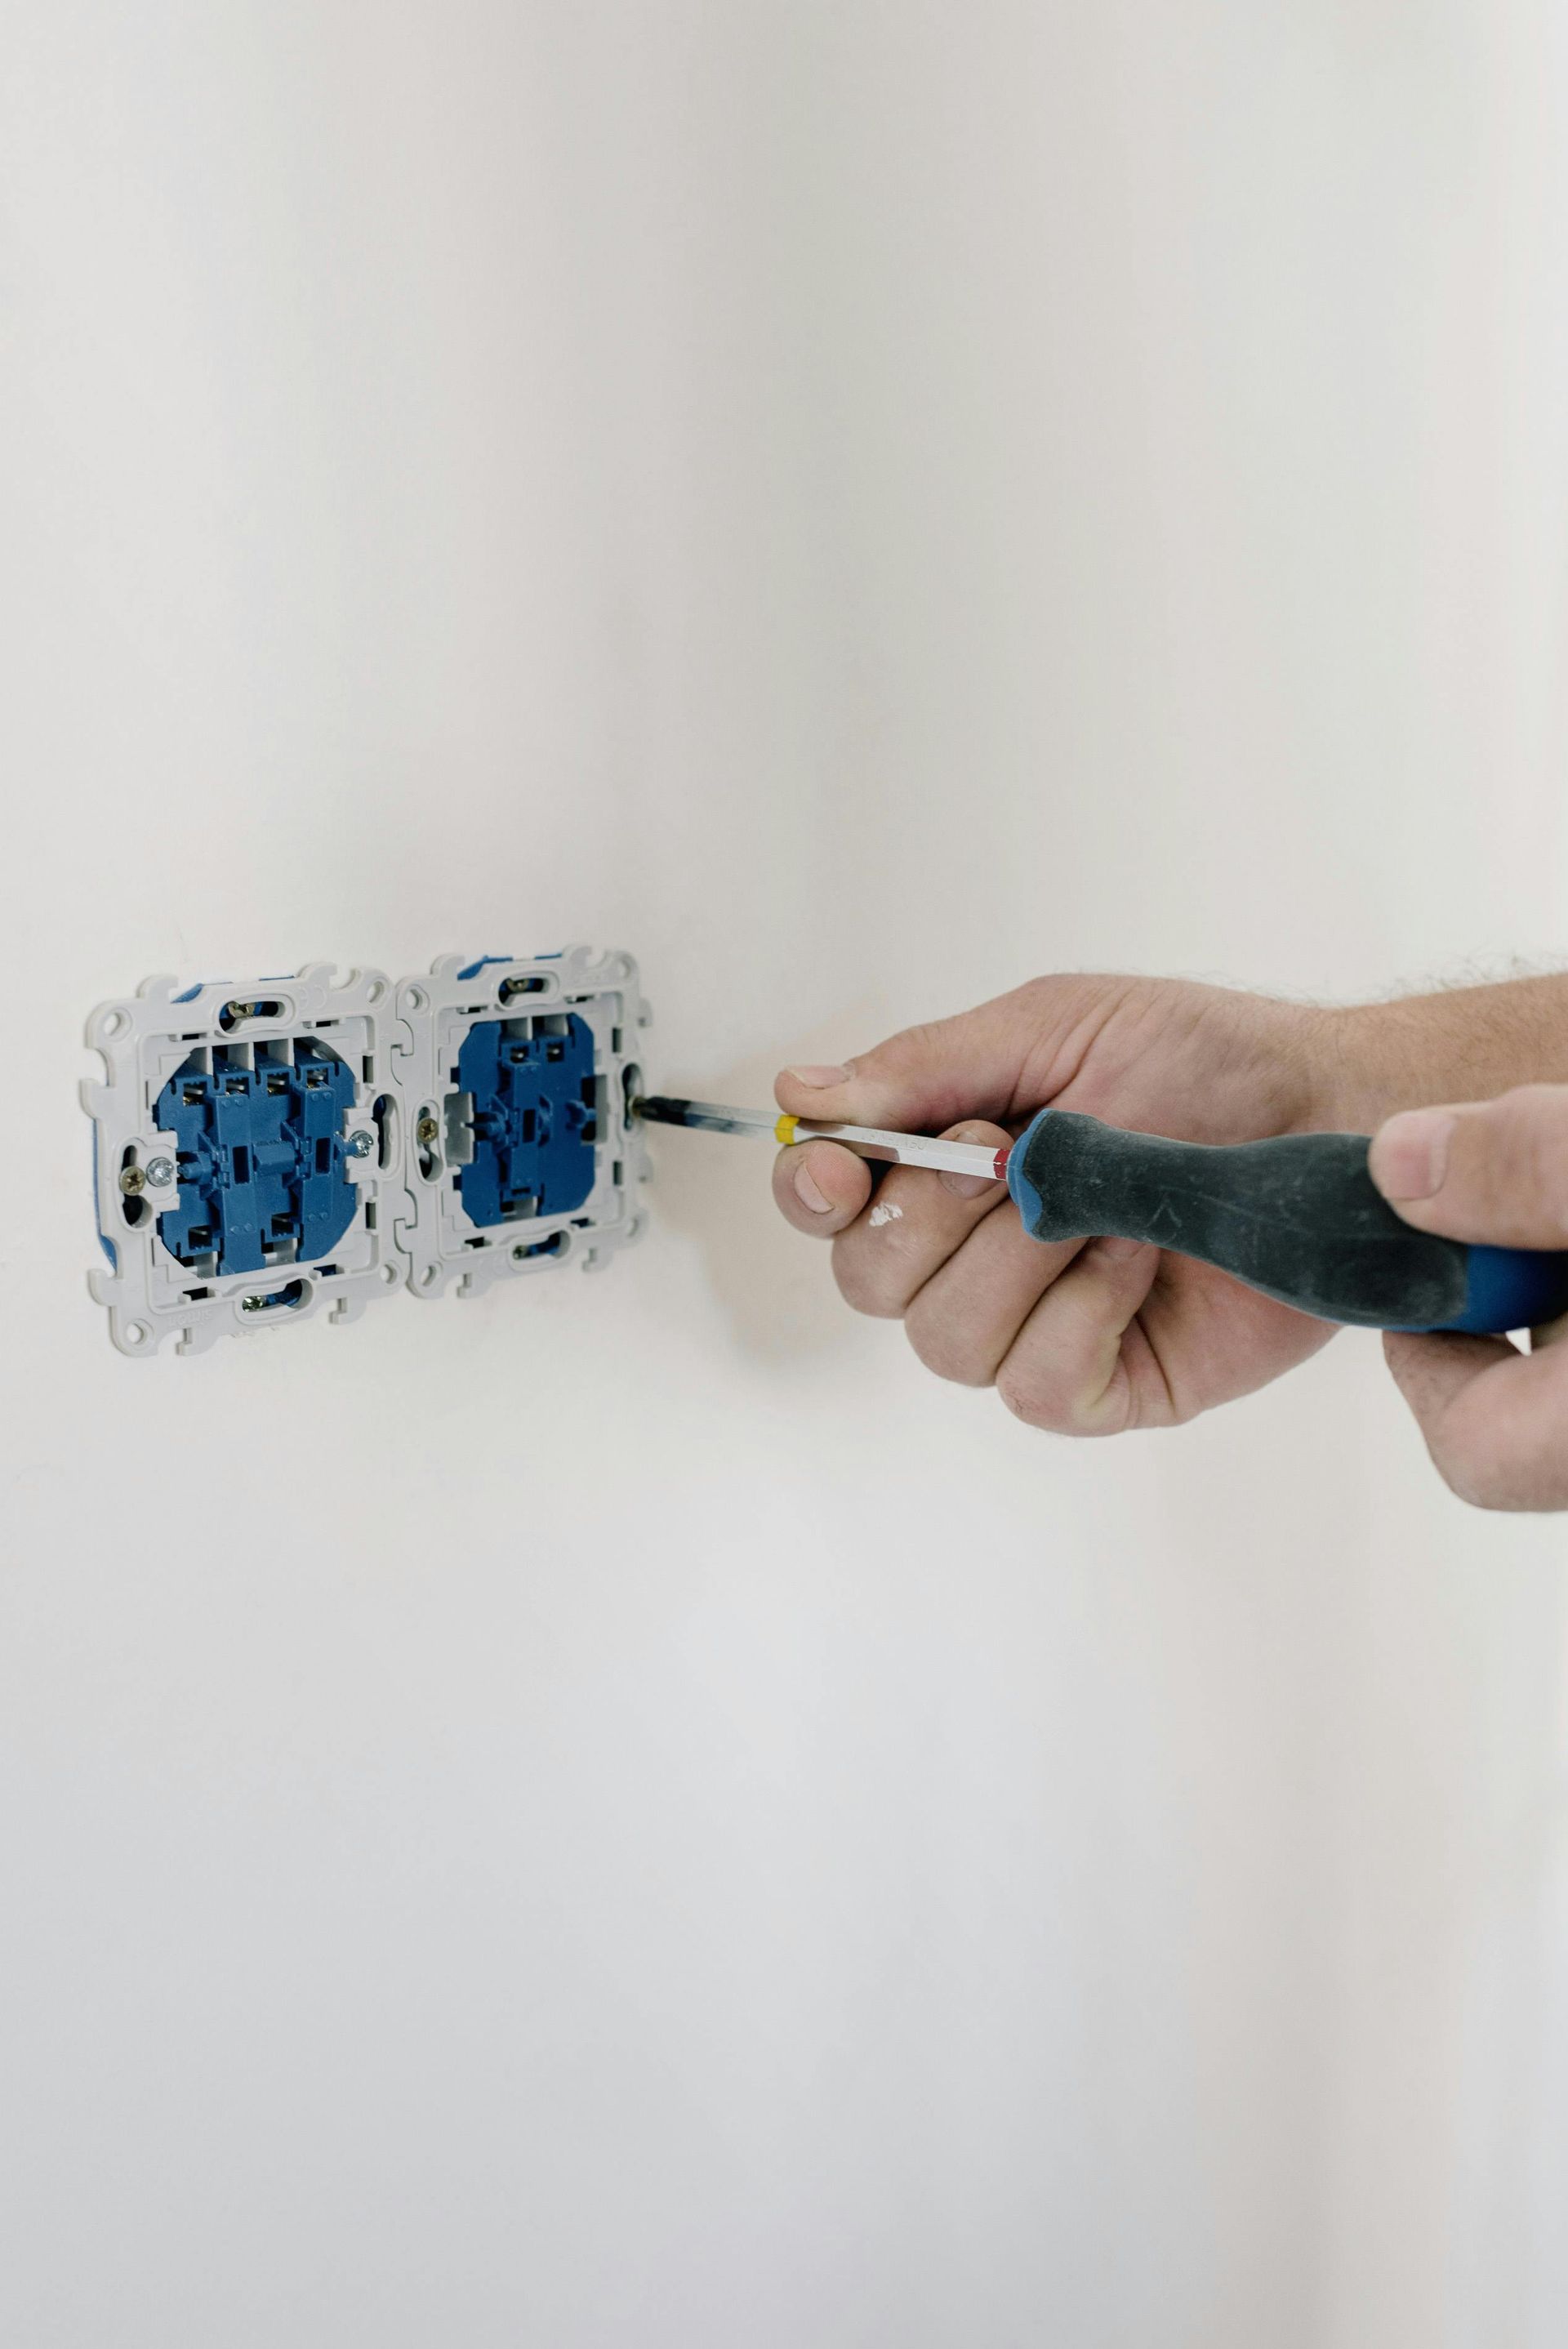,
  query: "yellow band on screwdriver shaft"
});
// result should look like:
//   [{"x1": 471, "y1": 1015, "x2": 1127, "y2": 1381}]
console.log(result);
[{"x1": 774, "y1": 1114, "x2": 800, "y2": 1146}]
